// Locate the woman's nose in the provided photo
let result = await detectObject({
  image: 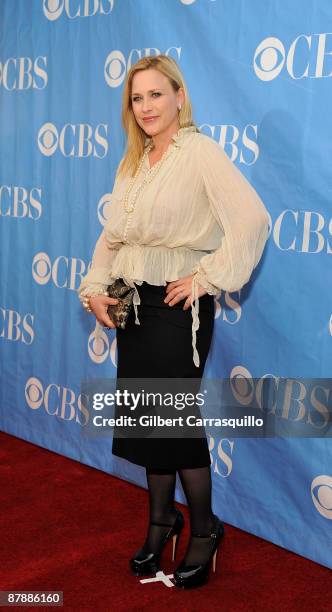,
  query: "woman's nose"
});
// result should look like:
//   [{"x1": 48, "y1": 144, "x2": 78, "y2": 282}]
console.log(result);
[{"x1": 142, "y1": 98, "x2": 152, "y2": 112}]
